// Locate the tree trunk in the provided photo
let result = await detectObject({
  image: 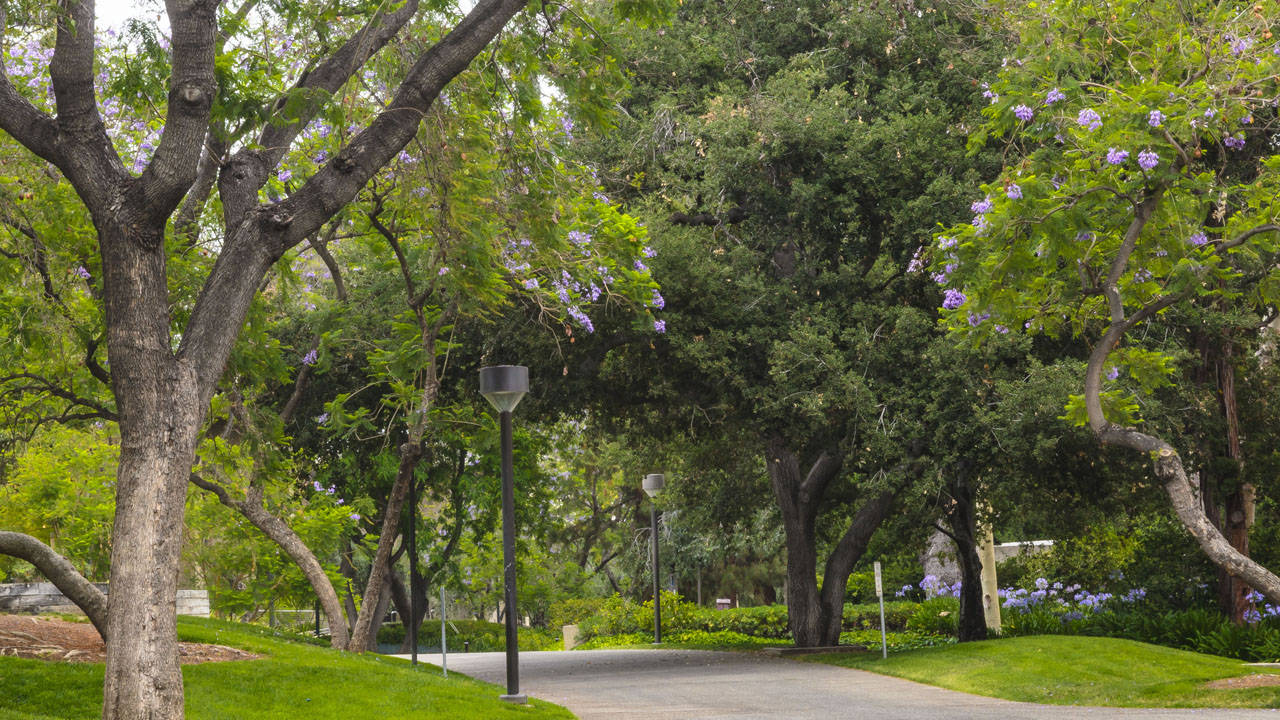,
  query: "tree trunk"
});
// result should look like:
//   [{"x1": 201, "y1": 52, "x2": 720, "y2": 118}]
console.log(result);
[
  {"x1": 944, "y1": 465, "x2": 988, "y2": 642},
  {"x1": 767, "y1": 436, "x2": 898, "y2": 647},
  {"x1": 188, "y1": 476, "x2": 351, "y2": 649},
  {"x1": 0, "y1": 531, "x2": 109, "y2": 639},
  {"x1": 1216, "y1": 348, "x2": 1254, "y2": 624},
  {"x1": 347, "y1": 448, "x2": 418, "y2": 652}
]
